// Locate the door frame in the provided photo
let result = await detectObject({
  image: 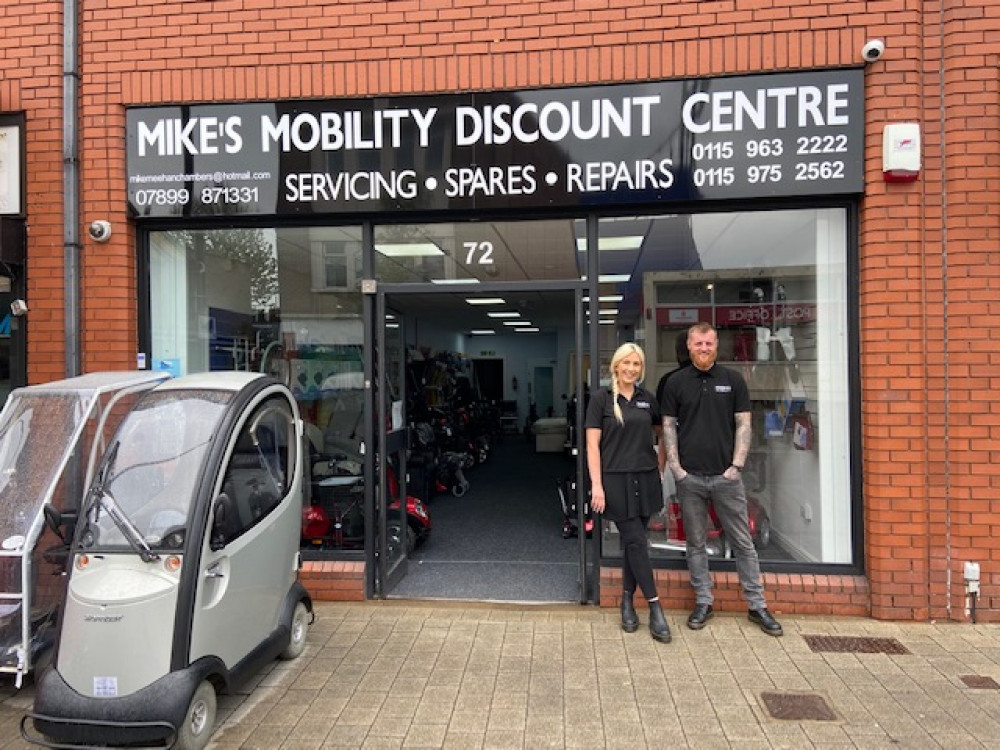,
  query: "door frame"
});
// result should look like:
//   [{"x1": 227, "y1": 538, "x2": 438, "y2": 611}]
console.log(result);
[
  {"x1": 367, "y1": 278, "x2": 594, "y2": 603},
  {"x1": 373, "y1": 292, "x2": 410, "y2": 596}
]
